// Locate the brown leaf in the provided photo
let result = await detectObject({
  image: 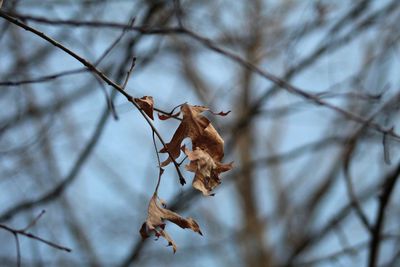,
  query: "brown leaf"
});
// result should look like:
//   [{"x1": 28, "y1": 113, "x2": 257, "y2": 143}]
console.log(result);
[
  {"x1": 140, "y1": 194, "x2": 202, "y2": 253},
  {"x1": 185, "y1": 147, "x2": 233, "y2": 196},
  {"x1": 159, "y1": 122, "x2": 187, "y2": 167},
  {"x1": 160, "y1": 104, "x2": 225, "y2": 166},
  {"x1": 159, "y1": 103, "x2": 233, "y2": 193},
  {"x1": 134, "y1": 96, "x2": 154, "y2": 120}
]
